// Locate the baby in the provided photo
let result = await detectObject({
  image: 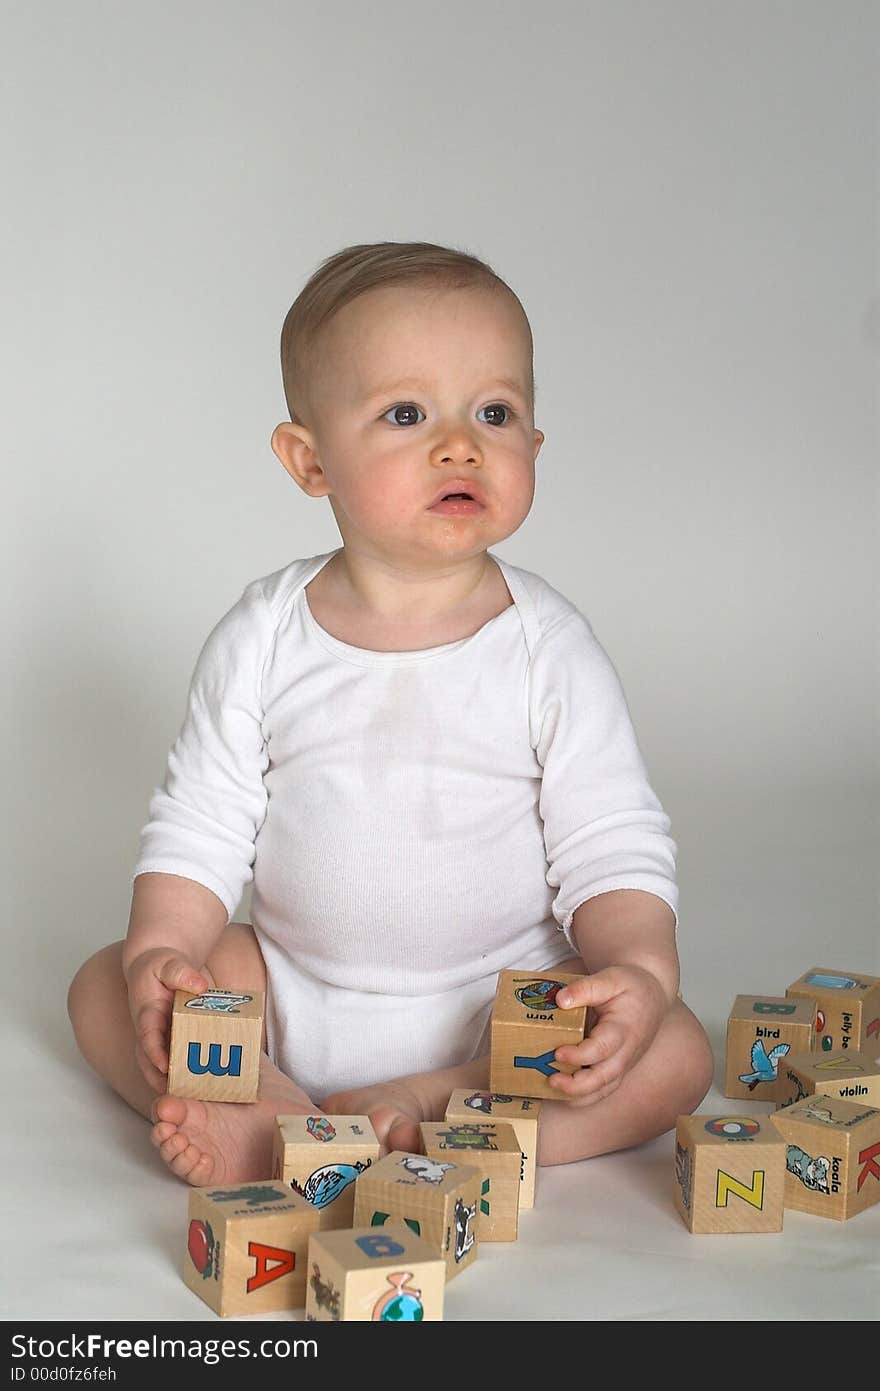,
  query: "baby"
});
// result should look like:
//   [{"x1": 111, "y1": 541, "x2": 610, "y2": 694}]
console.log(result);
[{"x1": 68, "y1": 240, "x2": 714, "y2": 1186}]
